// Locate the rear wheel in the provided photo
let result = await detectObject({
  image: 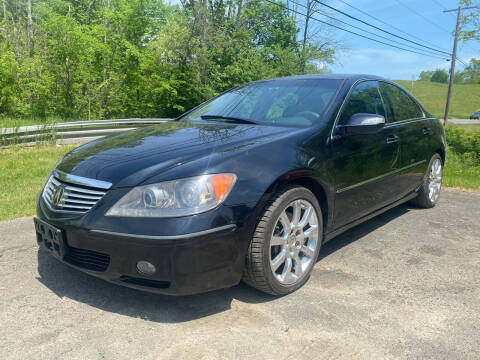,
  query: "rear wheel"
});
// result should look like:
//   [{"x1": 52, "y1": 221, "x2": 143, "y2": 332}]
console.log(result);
[
  {"x1": 410, "y1": 154, "x2": 443, "y2": 208},
  {"x1": 243, "y1": 186, "x2": 322, "y2": 295}
]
